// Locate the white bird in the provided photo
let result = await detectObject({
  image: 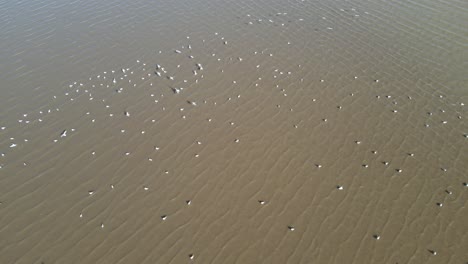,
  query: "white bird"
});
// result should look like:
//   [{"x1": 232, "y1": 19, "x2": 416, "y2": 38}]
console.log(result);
[{"x1": 60, "y1": 130, "x2": 67, "y2": 137}]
